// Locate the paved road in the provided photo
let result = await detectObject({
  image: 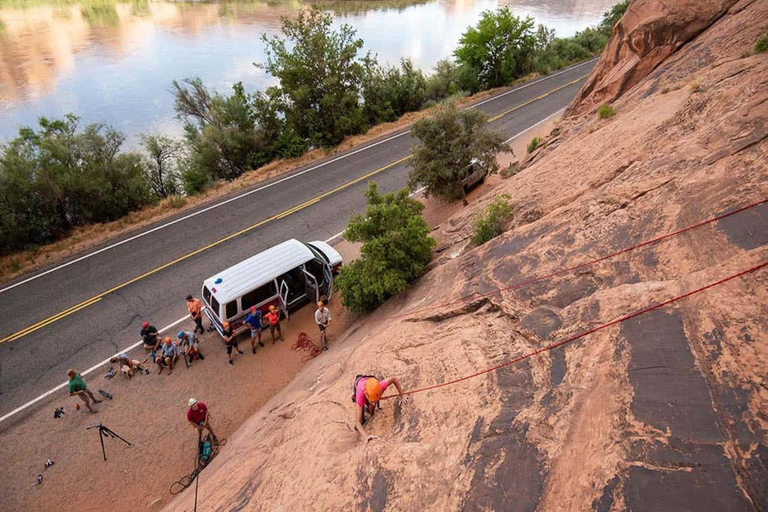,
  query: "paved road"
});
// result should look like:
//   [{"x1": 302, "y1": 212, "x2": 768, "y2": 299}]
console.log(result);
[{"x1": 0, "y1": 59, "x2": 595, "y2": 420}]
